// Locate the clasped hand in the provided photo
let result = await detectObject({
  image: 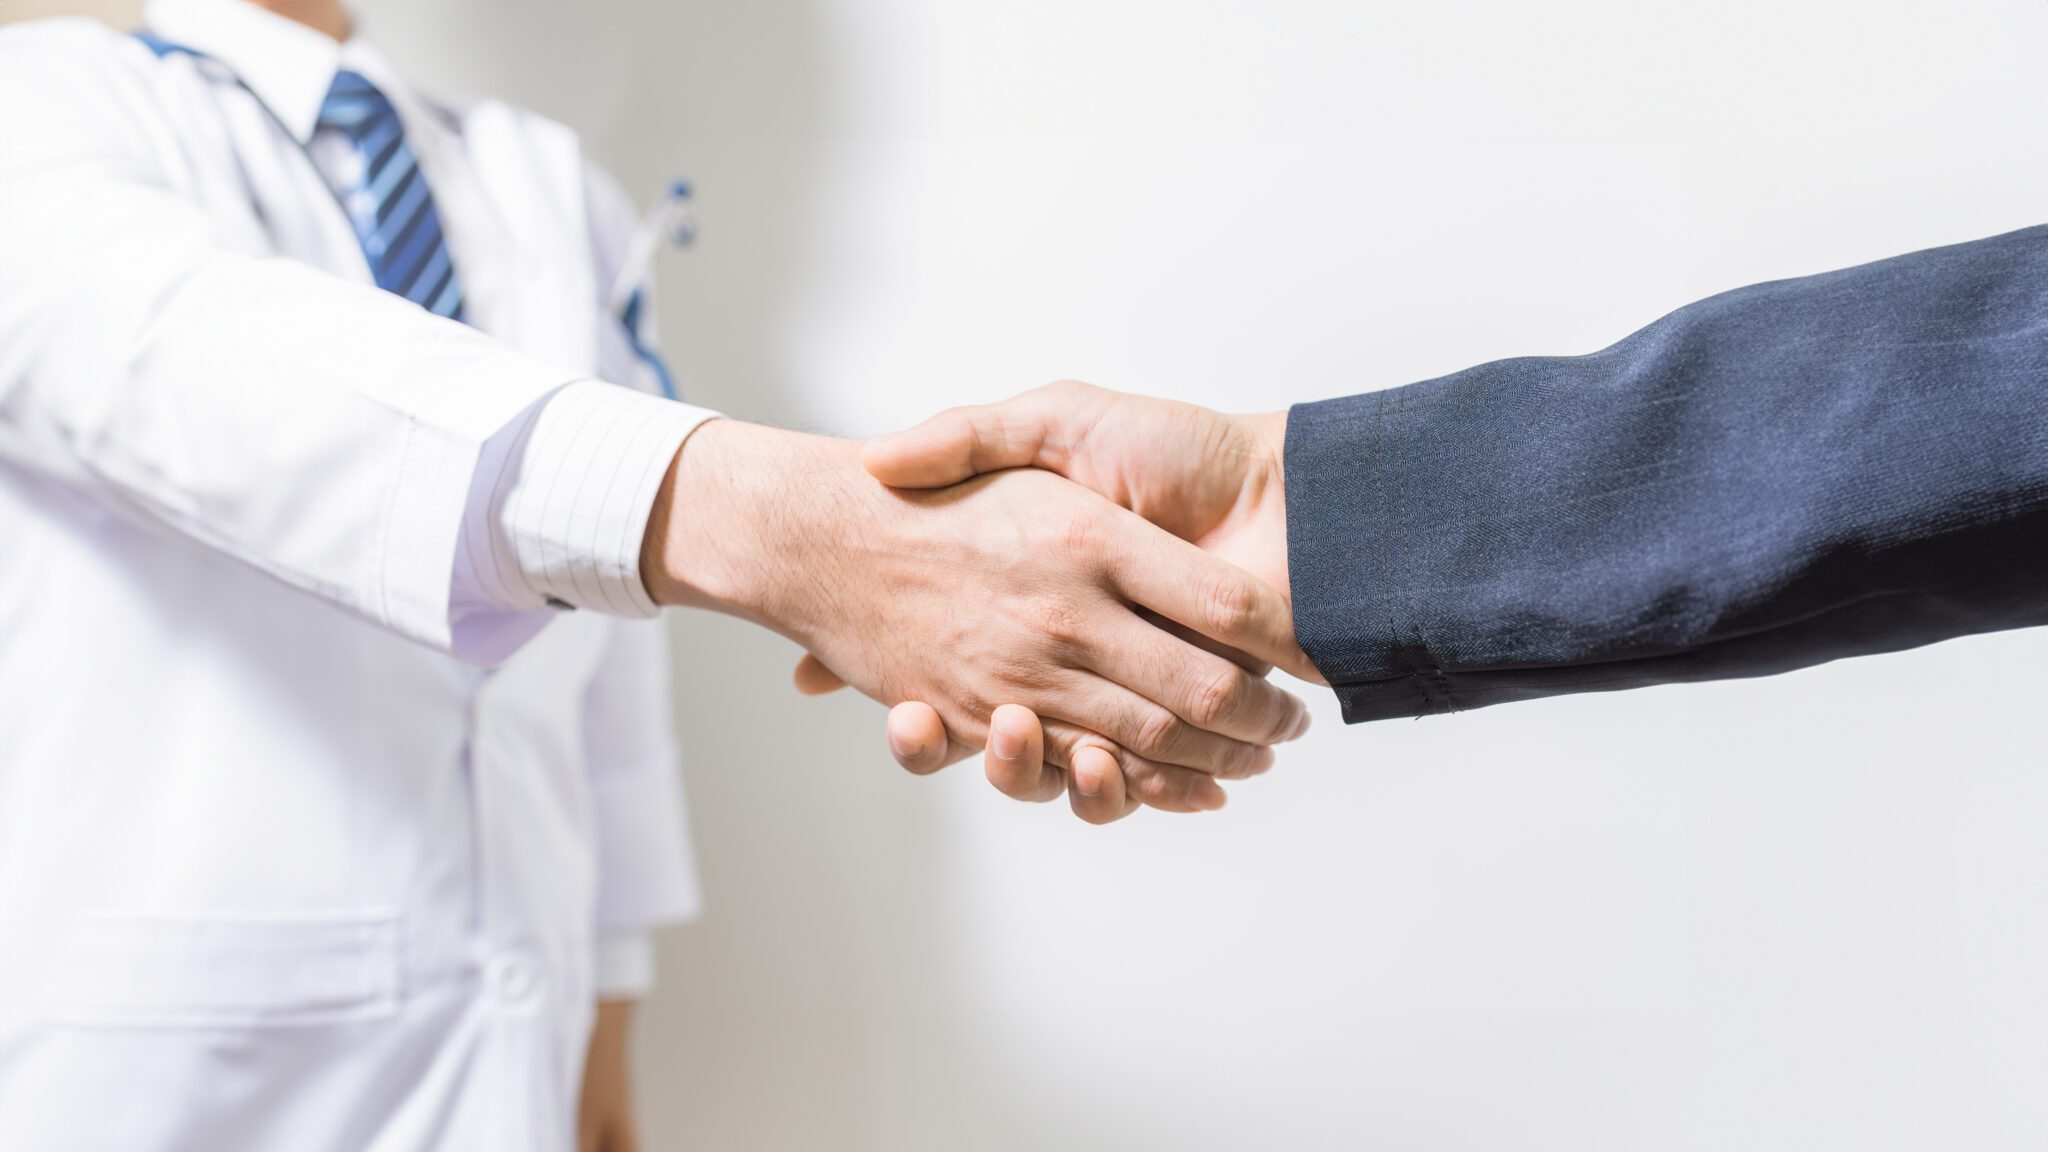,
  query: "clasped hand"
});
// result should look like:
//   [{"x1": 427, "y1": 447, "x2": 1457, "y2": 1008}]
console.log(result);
[{"x1": 777, "y1": 381, "x2": 1312, "y2": 824}]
